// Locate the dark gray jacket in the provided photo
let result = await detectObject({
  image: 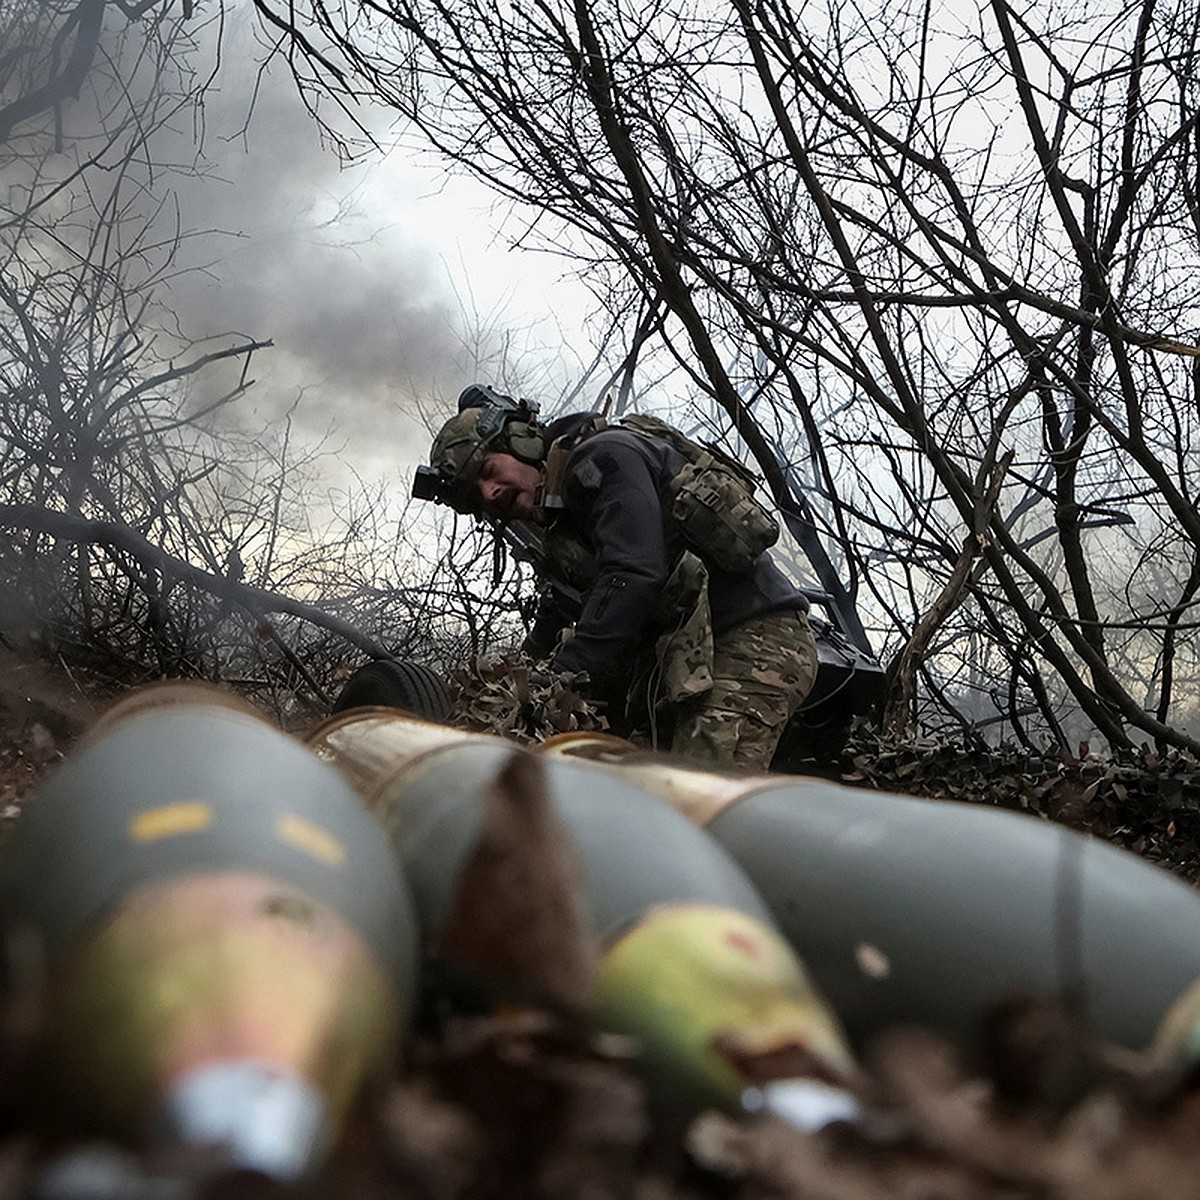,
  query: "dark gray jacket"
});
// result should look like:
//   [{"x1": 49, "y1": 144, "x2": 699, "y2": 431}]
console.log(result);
[{"x1": 528, "y1": 421, "x2": 807, "y2": 694}]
